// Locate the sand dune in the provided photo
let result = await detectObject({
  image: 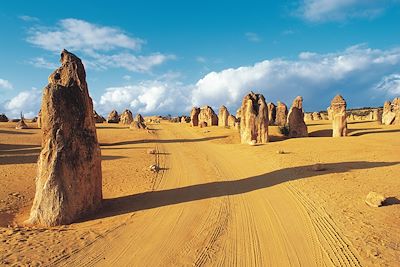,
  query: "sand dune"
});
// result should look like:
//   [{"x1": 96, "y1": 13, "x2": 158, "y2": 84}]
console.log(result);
[{"x1": 0, "y1": 120, "x2": 399, "y2": 266}]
